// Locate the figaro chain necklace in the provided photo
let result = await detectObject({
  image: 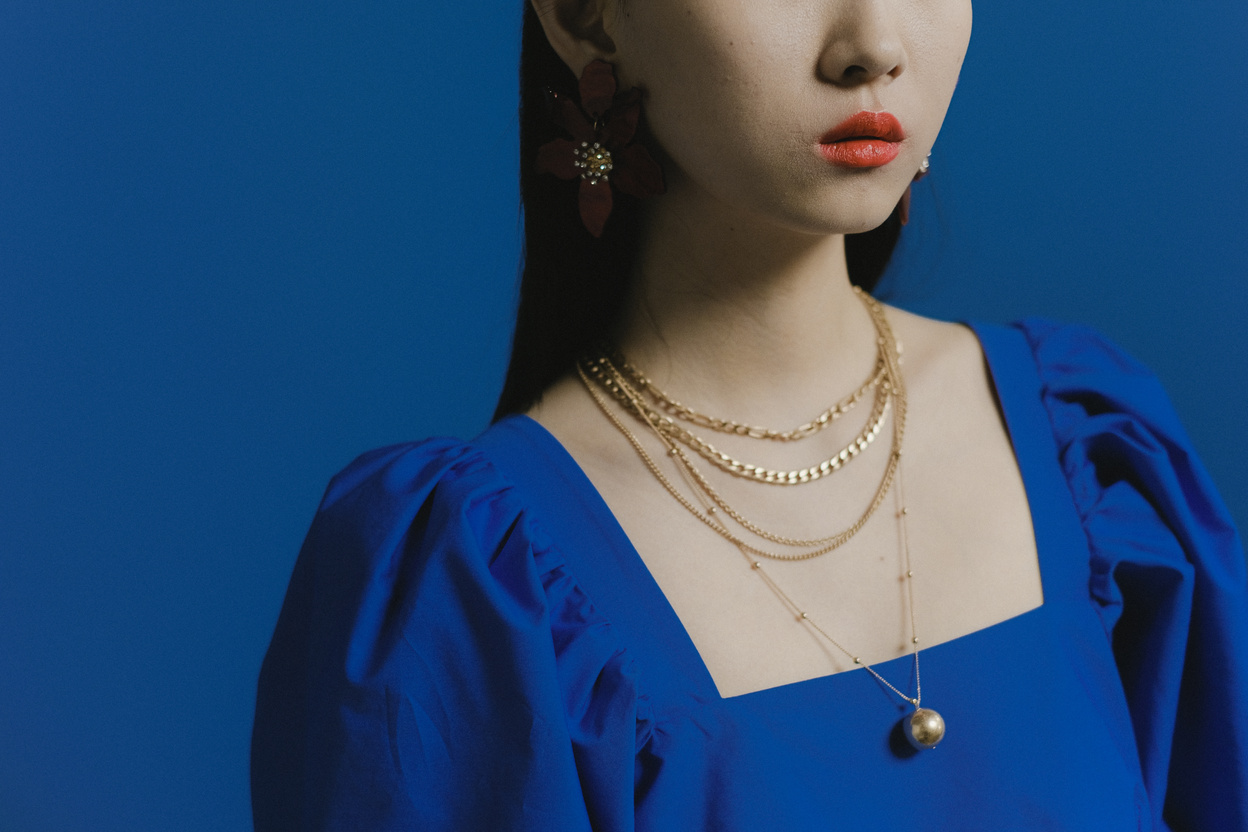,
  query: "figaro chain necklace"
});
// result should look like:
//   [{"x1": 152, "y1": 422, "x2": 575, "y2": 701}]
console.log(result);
[{"x1": 576, "y1": 286, "x2": 946, "y2": 750}]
